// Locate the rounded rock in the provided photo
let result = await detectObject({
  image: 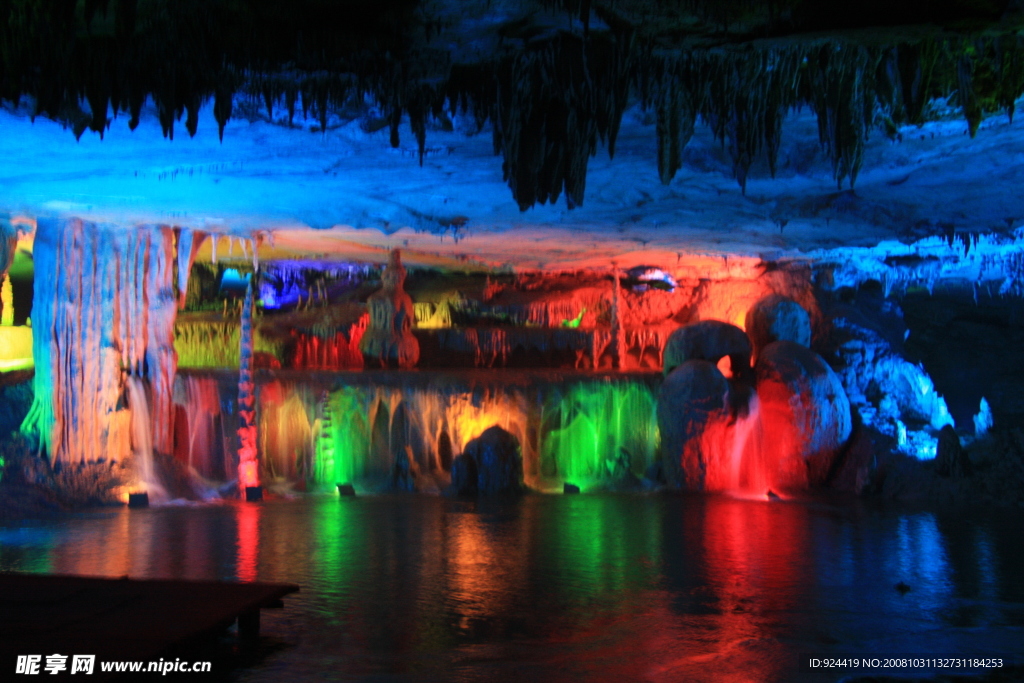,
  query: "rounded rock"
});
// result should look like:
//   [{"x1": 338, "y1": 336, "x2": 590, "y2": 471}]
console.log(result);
[
  {"x1": 657, "y1": 359, "x2": 731, "y2": 489},
  {"x1": 663, "y1": 320, "x2": 752, "y2": 379},
  {"x1": 746, "y1": 294, "x2": 811, "y2": 358},
  {"x1": 754, "y1": 340, "x2": 852, "y2": 489},
  {"x1": 461, "y1": 426, "x2": 524, "y2": 496}
]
